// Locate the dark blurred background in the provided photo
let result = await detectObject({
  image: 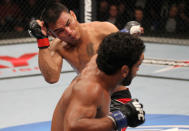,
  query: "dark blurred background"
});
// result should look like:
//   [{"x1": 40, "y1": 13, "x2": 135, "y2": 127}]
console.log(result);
[{"x1": 0, "y1": 0, "x2": 189, "y2": 40}]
